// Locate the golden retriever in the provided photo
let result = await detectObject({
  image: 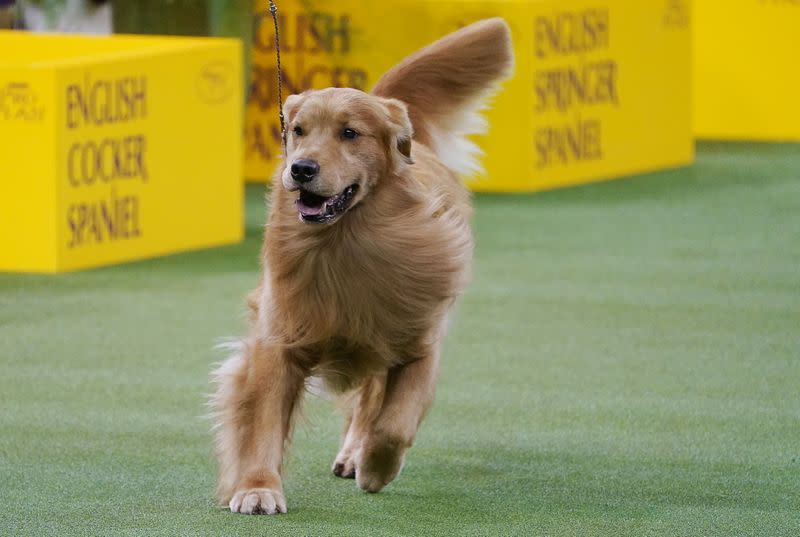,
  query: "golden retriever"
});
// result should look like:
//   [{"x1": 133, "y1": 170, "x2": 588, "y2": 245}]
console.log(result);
[{"x1": 211, "y1": 18, "x2": 513, "y2": 515}]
